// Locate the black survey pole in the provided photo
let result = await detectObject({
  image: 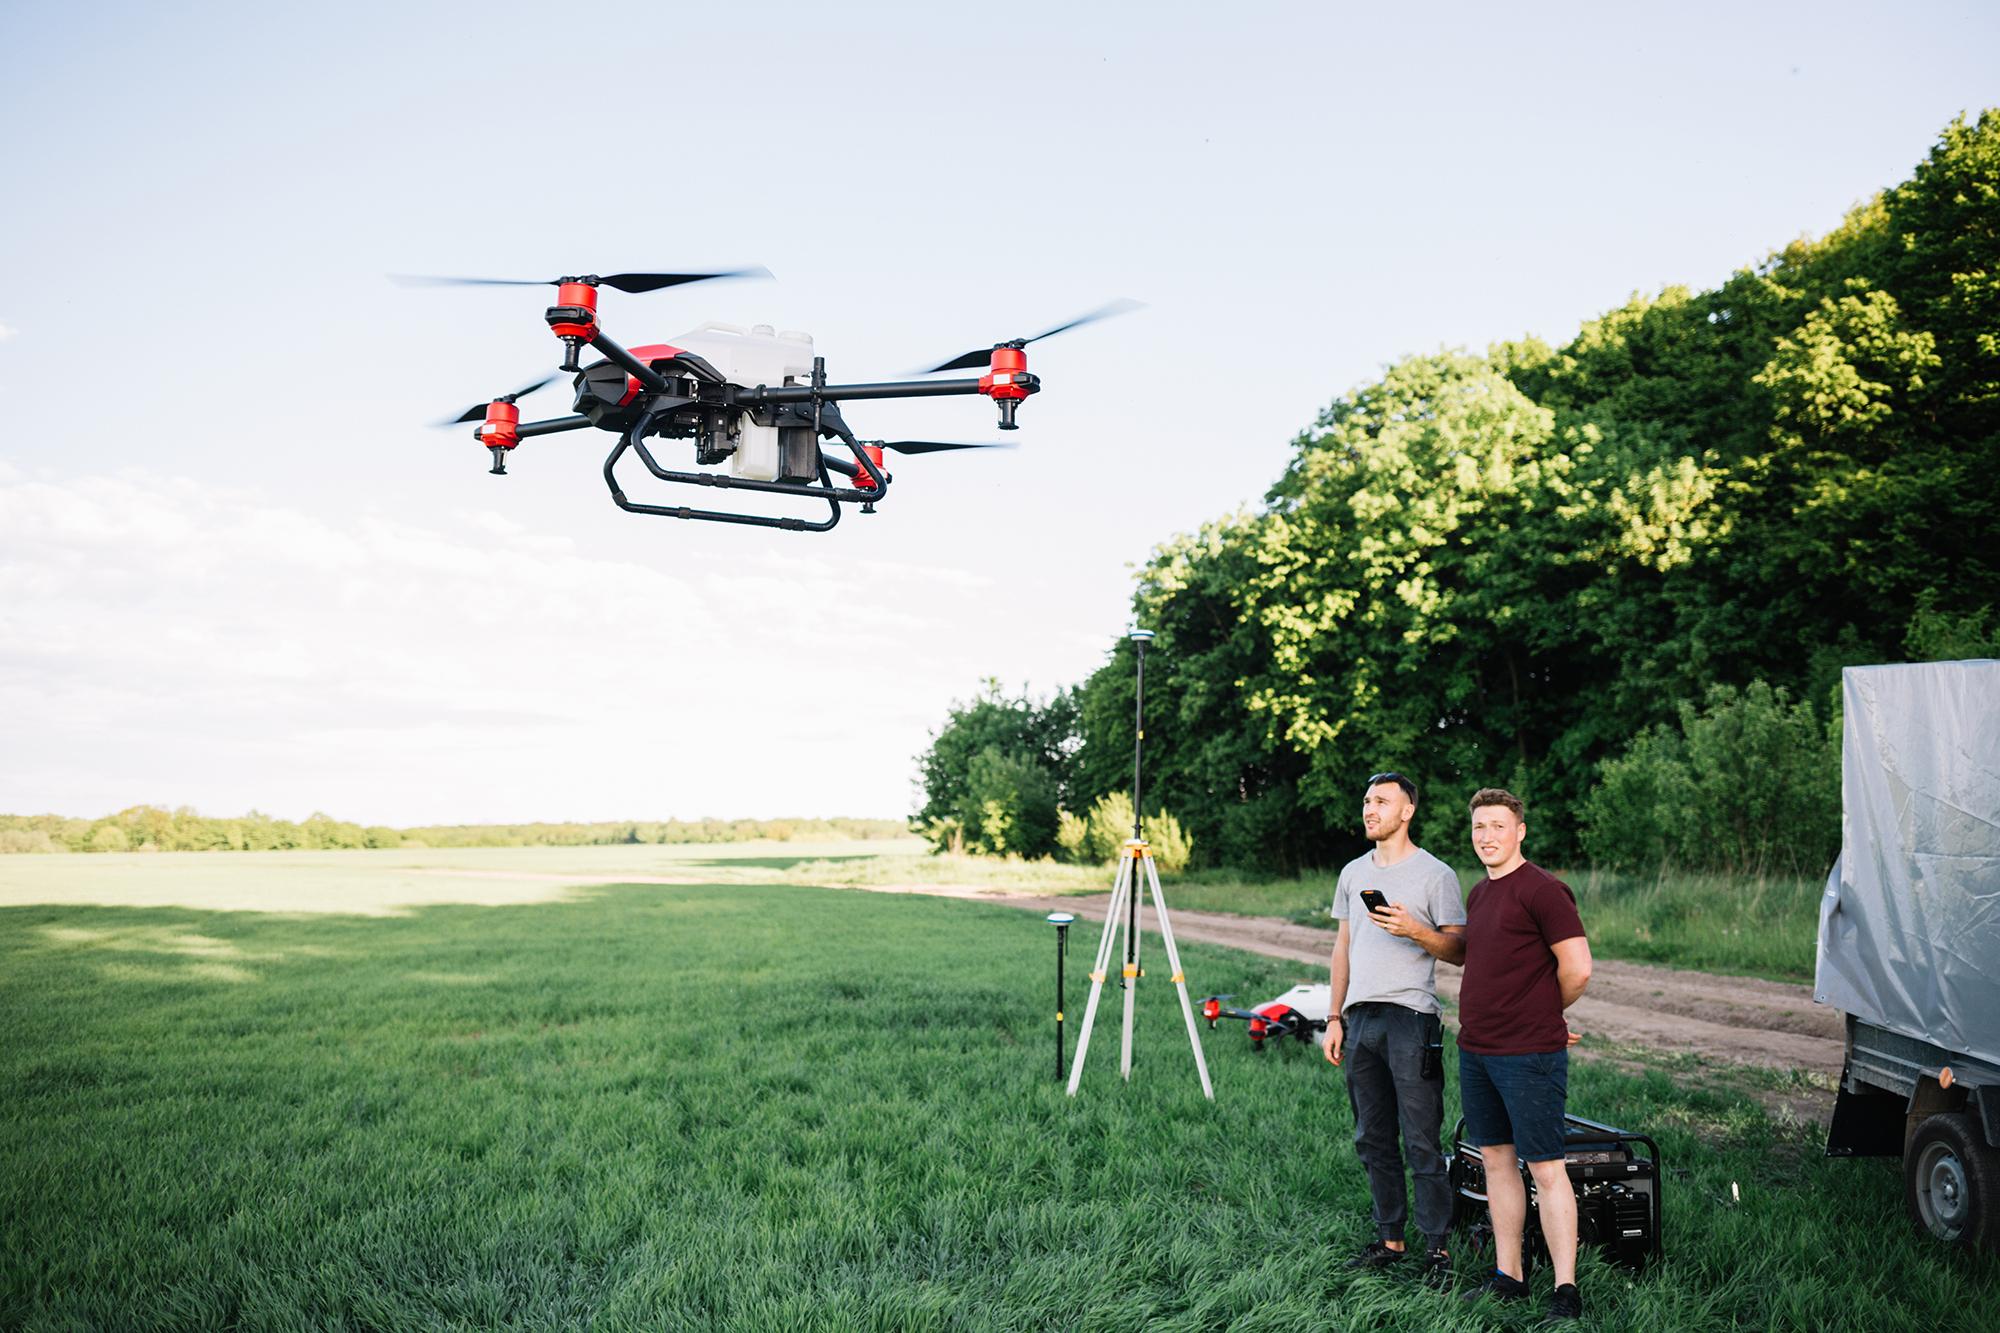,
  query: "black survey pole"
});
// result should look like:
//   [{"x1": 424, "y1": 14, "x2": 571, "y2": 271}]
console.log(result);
[
  {"x1": 1047, "y1": 911, "x2": 1075, "y2": 1080},
  {"x1": 1126, "y1": 628, "x2": 1154, "y2": 999},
  {"x1": 1131, "y1": 629, "x2": 1152, "y2": 840}
]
